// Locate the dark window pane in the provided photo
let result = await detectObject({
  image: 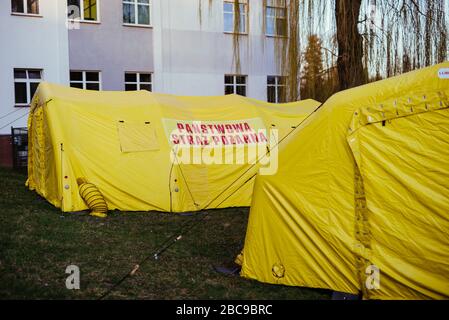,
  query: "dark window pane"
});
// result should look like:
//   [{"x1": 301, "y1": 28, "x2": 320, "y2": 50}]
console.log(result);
[
  {"x1": 274, "y1": 8, "x2": 285, "y2": 18},
  {"x1": 267, "y1": 76, "x2": 275, "y2": 85},
  {"x1": 225, "y1": 75, "x2": 234, "y2": 85},
  {"x1": 236, "y1": 76, "x2": 246, "y2": 84},
  {"x1": 236, "y1": 85, "x2": 246, "y2": 96},
  {"x1": 85, "y1": 72, "x2": 99, "y2": 81},
  {"x1": 276, "y1": 18, "x2": 287, "y2": 36},
  {"x1": 137, "y1": 4, "x2": 150, "y2": 25},
  {"x1": 140, "y1": 84, "x2": 152, "y2": 92},
  {"x1": 28, "y1": 70, "x2": 41, "y2": 79},
  {"x1": 67, "y1": 0, "x2": 81, "y2": 18},
  {"x1": 267, "y1": 86, "x2": 276, "y2": 103},
  {"x1": 86, "y1": 83, "x2": 100, "y2": 91},
  {"x1": 11, "y1": 0, "x2": 24, "y2": 13},
  {"x1": 139, "y1": 73, "x2": 151, "y2": 83},
  {"x1": 68, "y1": 0, "x2": 80, "y2": 7},
  {"x1": 125, "y1": 84, "x2": 138, "y2": 91},
  {"x1": 15, "y1": 82, "x2": 27, "y2": 104},
  {"x1": 30, "y1": 82, "x2": 40, "y2": 100},
  {"x1": 278, "y1": 76, "x2": 286, "y2": 85},
  {"x1": 27, "y1": 0, "x2": 39, "y2": 14},
  {"x1": 278, "y1": 86, "x2": 286, "y2": 103},
  {"x1": 123, "y1": 3, "x2": 135, "y2": 24},
  {"x1": 225, "y1": 85, "x2": 234, "y2": 95},
  {"x1": 14, "y1": 69, "x2": 27, "y2": 79},
  {"x1": 70, "y1": 82, "x2": 83, "y2": 89},
  {"x1": 125, "y1": 73, "x2": 137, "y2": 82},
  {"x1": 70, "y1": 71, "x2": 83, "y2": 81}
]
